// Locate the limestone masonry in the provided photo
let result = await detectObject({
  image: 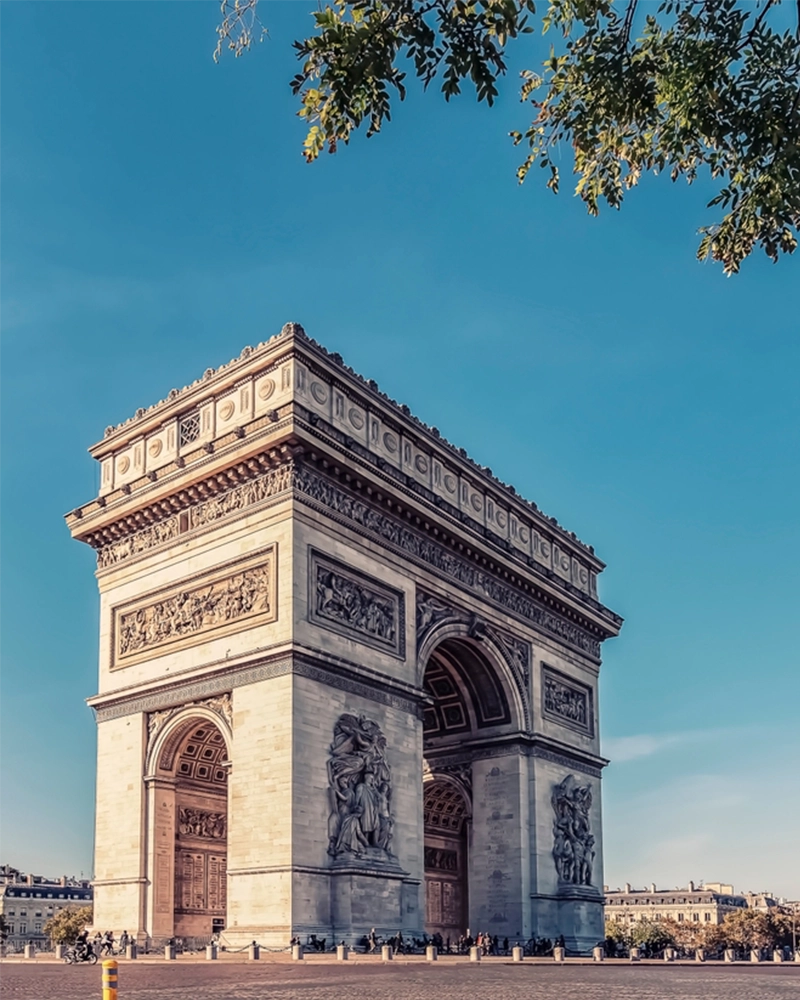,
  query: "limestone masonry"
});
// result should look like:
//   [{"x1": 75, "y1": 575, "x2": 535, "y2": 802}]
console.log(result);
[{"x1": 65, "y1": 322, "x2": 622, "y2": 952}]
